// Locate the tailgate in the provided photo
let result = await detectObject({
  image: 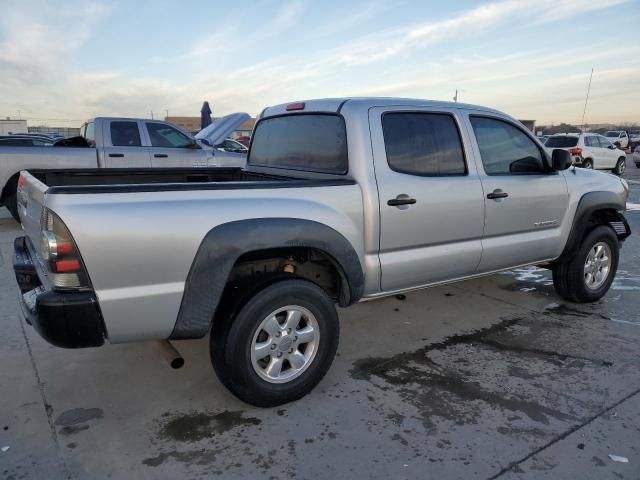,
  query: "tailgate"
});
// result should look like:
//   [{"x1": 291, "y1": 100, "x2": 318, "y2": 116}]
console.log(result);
[{"x1": 17, "y1": 171, "x2": 48, "y2": 256}]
